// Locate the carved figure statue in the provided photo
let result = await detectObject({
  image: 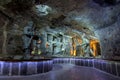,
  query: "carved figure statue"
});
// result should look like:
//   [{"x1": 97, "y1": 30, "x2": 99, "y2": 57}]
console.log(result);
[{"x1": 22, "y1": 21, "x2": 35, "y2": 56}]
